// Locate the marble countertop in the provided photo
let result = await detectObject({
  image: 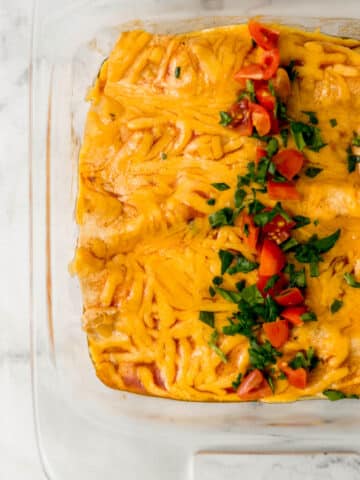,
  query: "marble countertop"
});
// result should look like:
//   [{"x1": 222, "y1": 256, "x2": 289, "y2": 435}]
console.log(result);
[{"x1": 1, "y1": 1, "x2": 359, "y2": 479}]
